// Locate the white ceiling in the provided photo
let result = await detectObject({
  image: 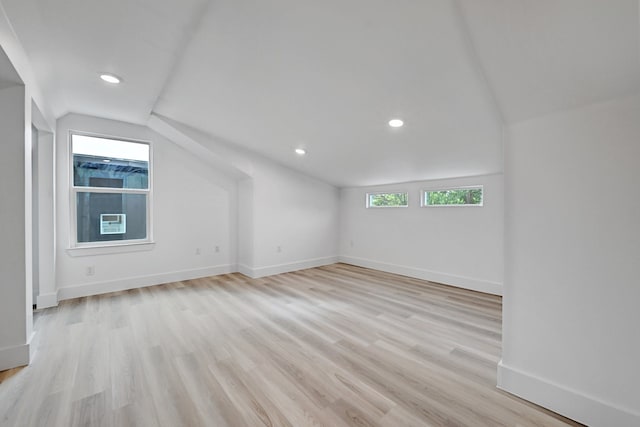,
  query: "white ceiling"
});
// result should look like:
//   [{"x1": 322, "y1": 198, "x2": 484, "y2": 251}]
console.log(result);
[
  {"x1": 154, "y1": 0, "x2": 504, "y2": 186},
  {"x1": 1, "y1": 0, "x2": 209, "y2": 123},
  {"x1": 2, "y1": 0, "x2": 639, "y2": 186},
  {"x1": 457, "y1": 0, "x2": 640, "y2": 124}
]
